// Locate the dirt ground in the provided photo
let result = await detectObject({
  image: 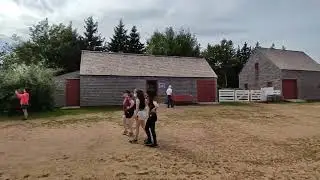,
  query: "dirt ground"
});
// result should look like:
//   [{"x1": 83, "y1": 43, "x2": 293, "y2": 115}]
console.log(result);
[{"x1": 0, "y1": 103, "x2": 320, "y2": 180}]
